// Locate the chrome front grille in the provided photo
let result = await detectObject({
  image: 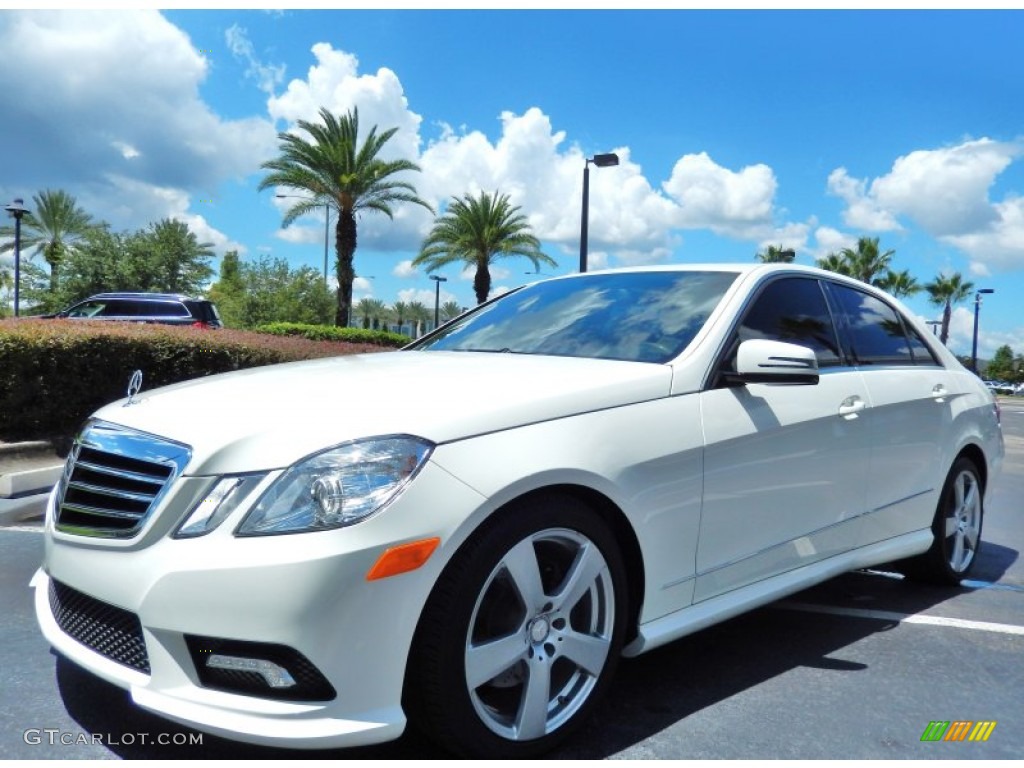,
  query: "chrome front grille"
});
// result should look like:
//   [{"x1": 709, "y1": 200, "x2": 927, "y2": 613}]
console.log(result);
[{"x1": 56, "y1": 420, "x2": 191, "y2": 538}]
